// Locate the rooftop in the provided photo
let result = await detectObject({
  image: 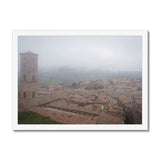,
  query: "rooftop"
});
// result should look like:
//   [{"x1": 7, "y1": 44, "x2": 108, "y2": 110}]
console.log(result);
[{"x1": 19, "y1": 51, "x2": 38, "y2": 56}]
